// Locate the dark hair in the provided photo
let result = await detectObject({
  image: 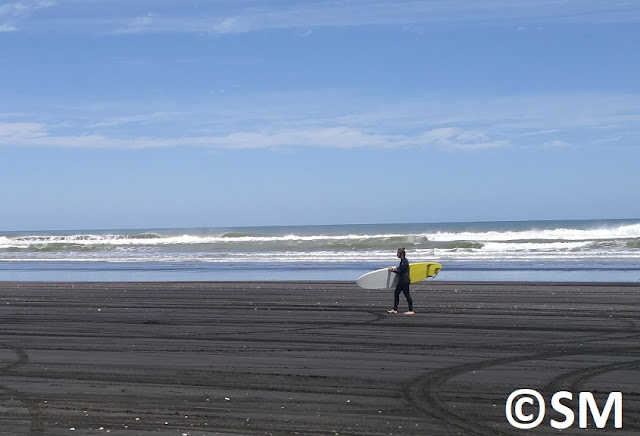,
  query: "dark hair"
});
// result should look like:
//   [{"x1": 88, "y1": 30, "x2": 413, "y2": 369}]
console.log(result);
[{"x1": 397, "y1": 247, "x2": 406, "y2": 257}]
